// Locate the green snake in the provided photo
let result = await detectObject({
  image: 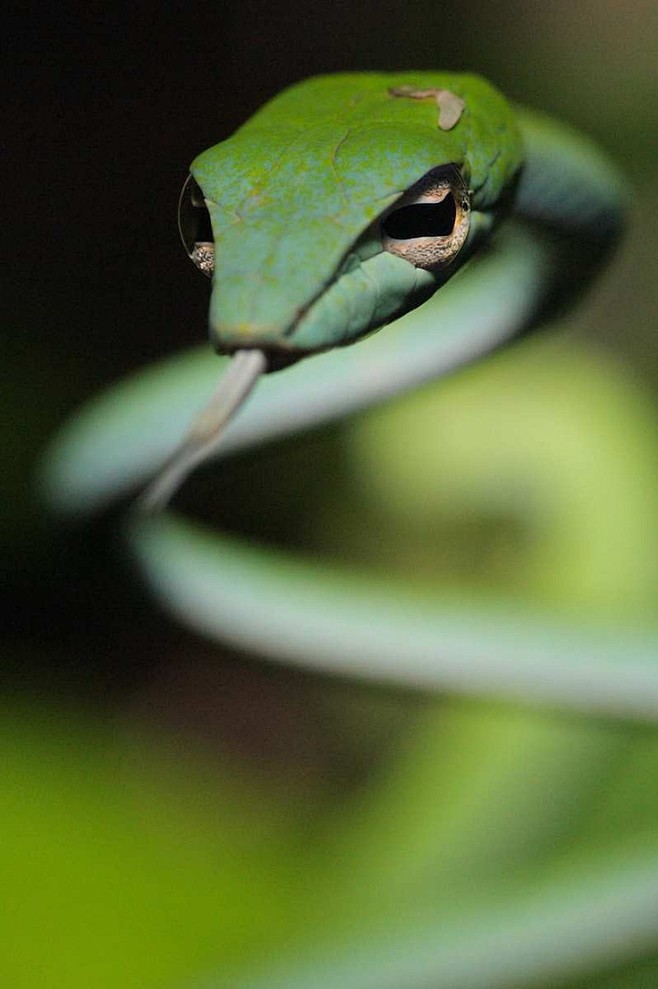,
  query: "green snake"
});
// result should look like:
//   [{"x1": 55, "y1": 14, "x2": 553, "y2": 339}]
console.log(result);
[
  {"x1": 40, "y1": 69, "x2": 658, "y2": 989},
  {"x1": 43, "y1": 71, "x2": 658, "y2": 720}
]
